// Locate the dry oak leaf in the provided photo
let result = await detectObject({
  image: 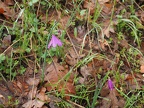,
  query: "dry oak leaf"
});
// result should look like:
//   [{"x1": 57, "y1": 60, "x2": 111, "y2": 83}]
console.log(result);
[
  {"x1": 44, "y1": 62, "x2": 65, "y2": 82},
  {"x1": 44, "y1": 62, "x2": 75, "y2": 100},
  {"x1": 0, "y1": 1, "x2": 15, "y2": 19},
  {"x1": 8, "y1": 77, "x2": 29, "y2": 97},
  {"x1": 23, "y1": 87, "x2": 50, "y2": 108}
]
